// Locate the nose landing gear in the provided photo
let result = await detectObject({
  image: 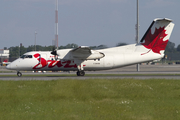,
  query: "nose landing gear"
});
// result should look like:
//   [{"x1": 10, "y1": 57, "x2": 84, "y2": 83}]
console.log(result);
[{"x1": 17, "y1": 71, "x2": 22, "y2": 77}]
